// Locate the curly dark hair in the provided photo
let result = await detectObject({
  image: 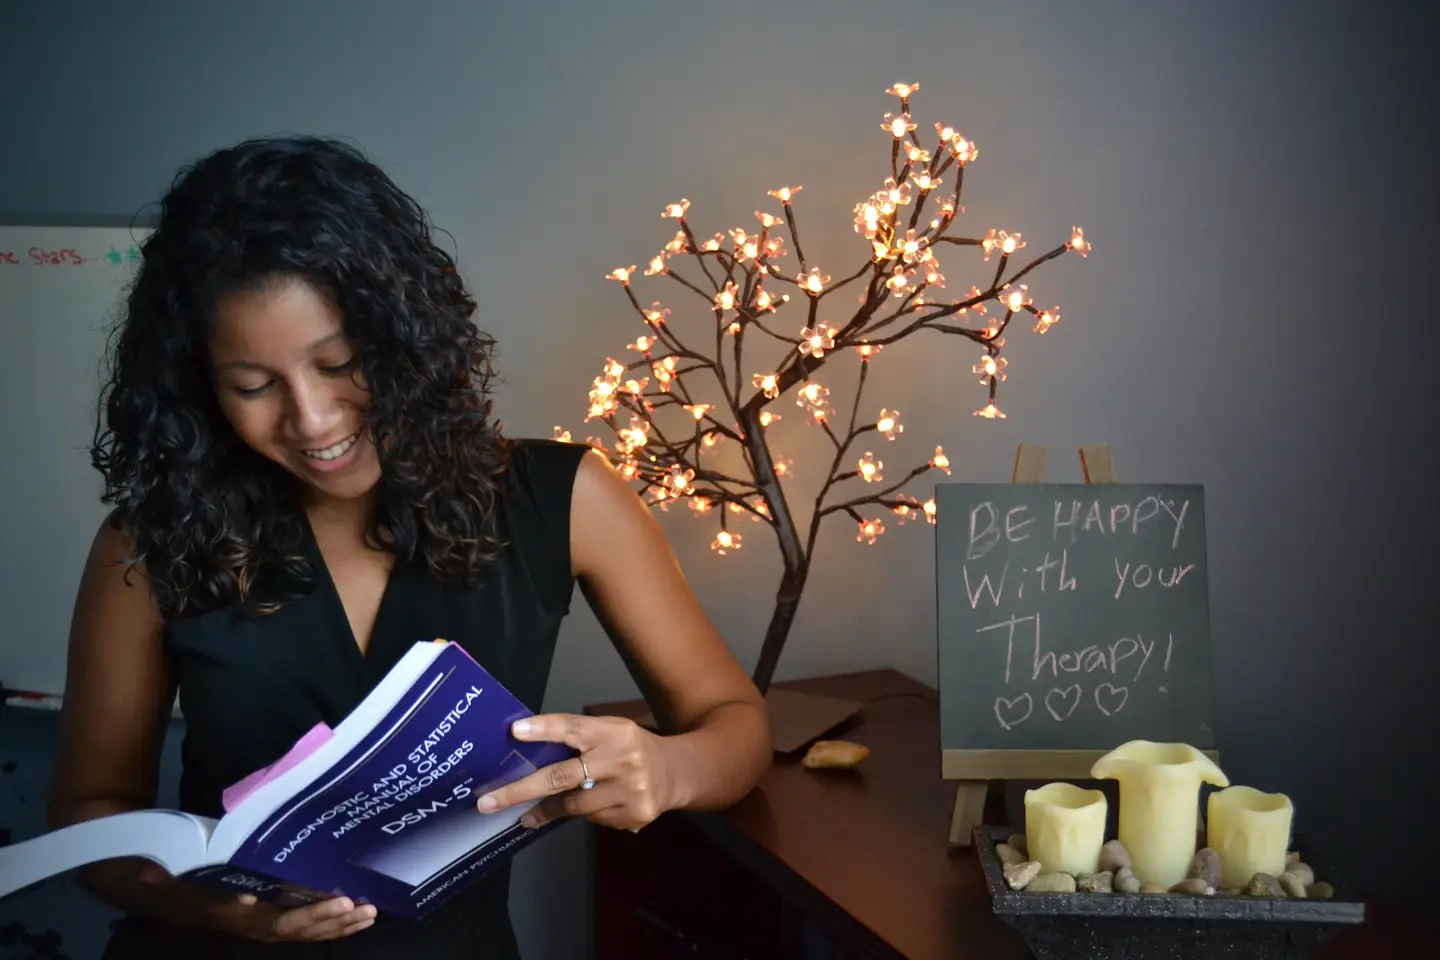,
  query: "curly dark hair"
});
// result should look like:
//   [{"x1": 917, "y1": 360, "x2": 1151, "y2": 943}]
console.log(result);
[{"x1": 92, "y1": 135, "x2": 511, "y2": 622}]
